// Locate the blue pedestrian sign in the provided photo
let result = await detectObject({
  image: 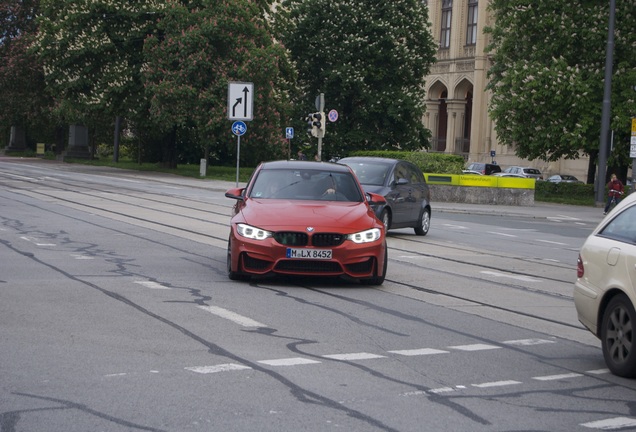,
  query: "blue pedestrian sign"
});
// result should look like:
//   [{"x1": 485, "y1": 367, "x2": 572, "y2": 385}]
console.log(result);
[
  {"x1": 232, "y1": 121, "x2": 247, "y2": 136},
  {"x1": 286, "y1": 127, "x2": 294, "y2": 139}
]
